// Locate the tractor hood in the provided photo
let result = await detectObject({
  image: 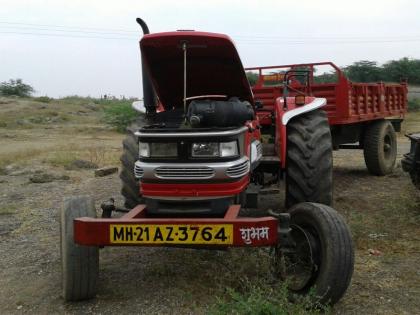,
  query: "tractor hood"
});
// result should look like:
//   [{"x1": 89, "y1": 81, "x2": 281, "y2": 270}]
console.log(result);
[{"x1": 140, "y1": 31, "x2": 254, "y2": 109}]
